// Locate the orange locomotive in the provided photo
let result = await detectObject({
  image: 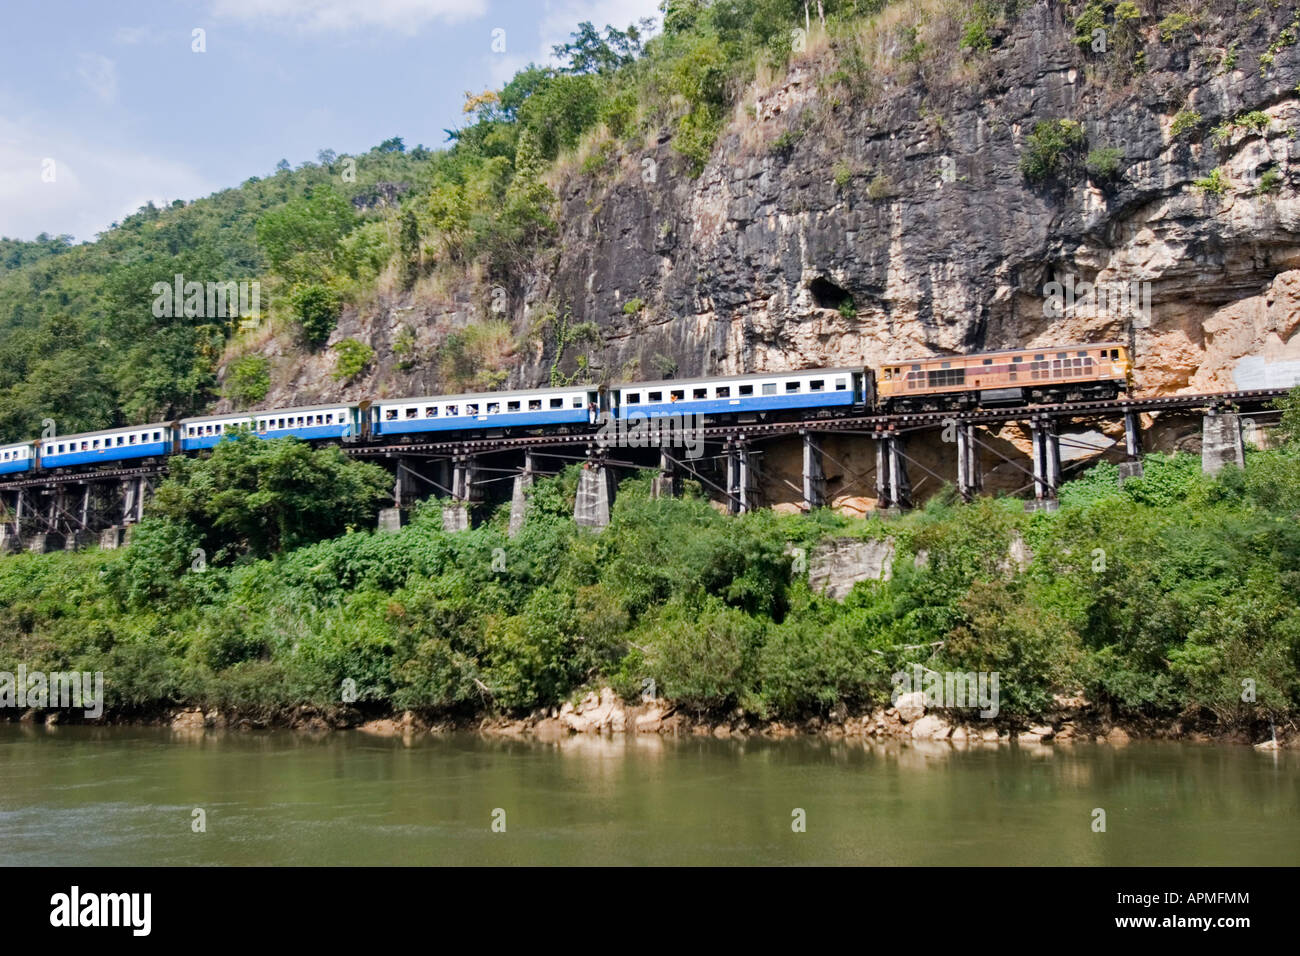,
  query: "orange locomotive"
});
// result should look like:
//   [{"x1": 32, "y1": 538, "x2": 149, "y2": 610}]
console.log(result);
[{"x1": 871, "y1": 342, "x2": 1133, "y2": 413}]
